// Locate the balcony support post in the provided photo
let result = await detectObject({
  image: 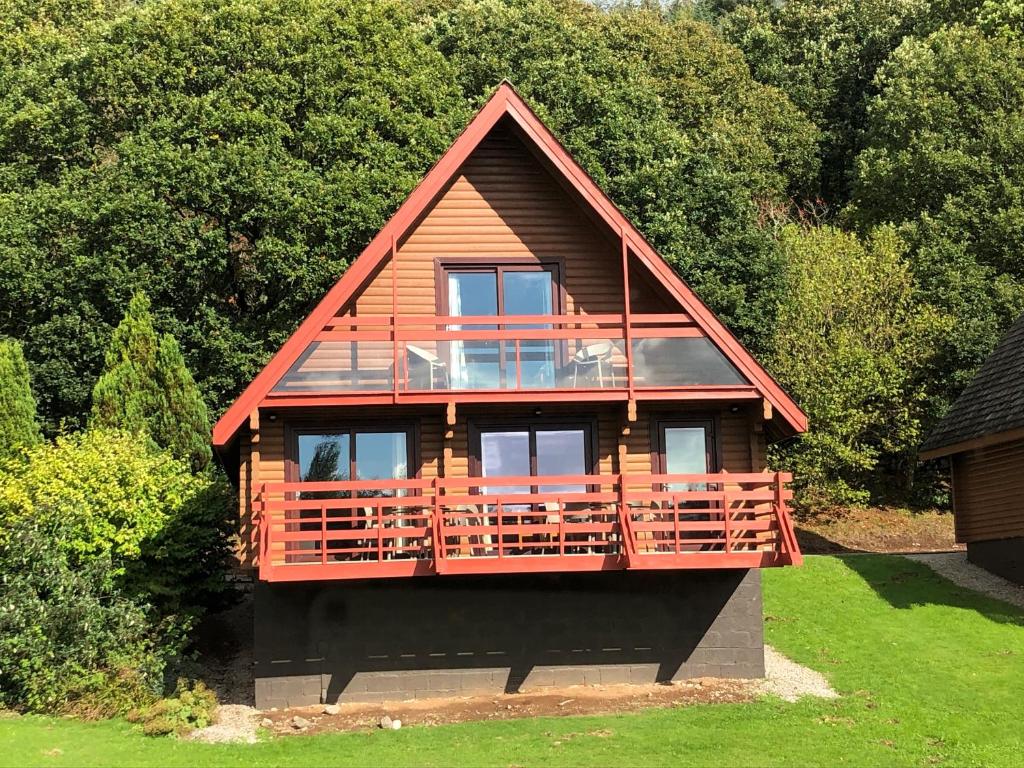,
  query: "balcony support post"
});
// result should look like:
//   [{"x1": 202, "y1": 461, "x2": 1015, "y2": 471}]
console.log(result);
[
  {"x1": 620, "y1": 226, "x2": 635, "y2": 397},
  {"x1": 249, "y1": 409, "x2": 267, "y2": 580},
  {"x1": 391, "y1": 233, "x2": 399, "y2": 404}
]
